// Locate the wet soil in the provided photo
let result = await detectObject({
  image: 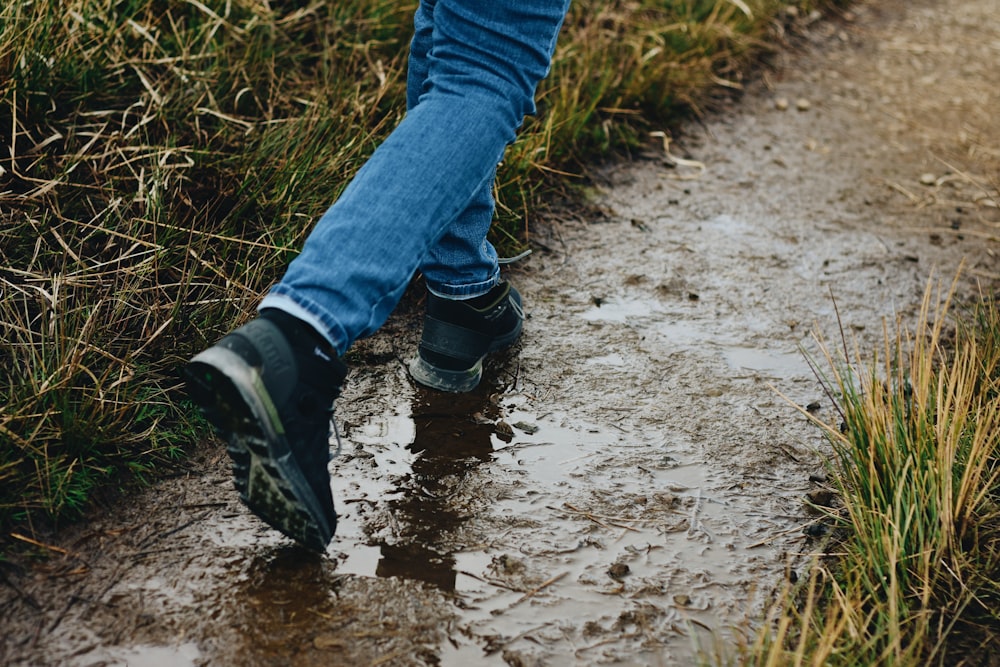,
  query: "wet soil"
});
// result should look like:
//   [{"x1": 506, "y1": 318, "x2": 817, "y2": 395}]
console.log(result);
[{"x1": 3, "y1": 0, "x2": 999, "y2": 664}]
